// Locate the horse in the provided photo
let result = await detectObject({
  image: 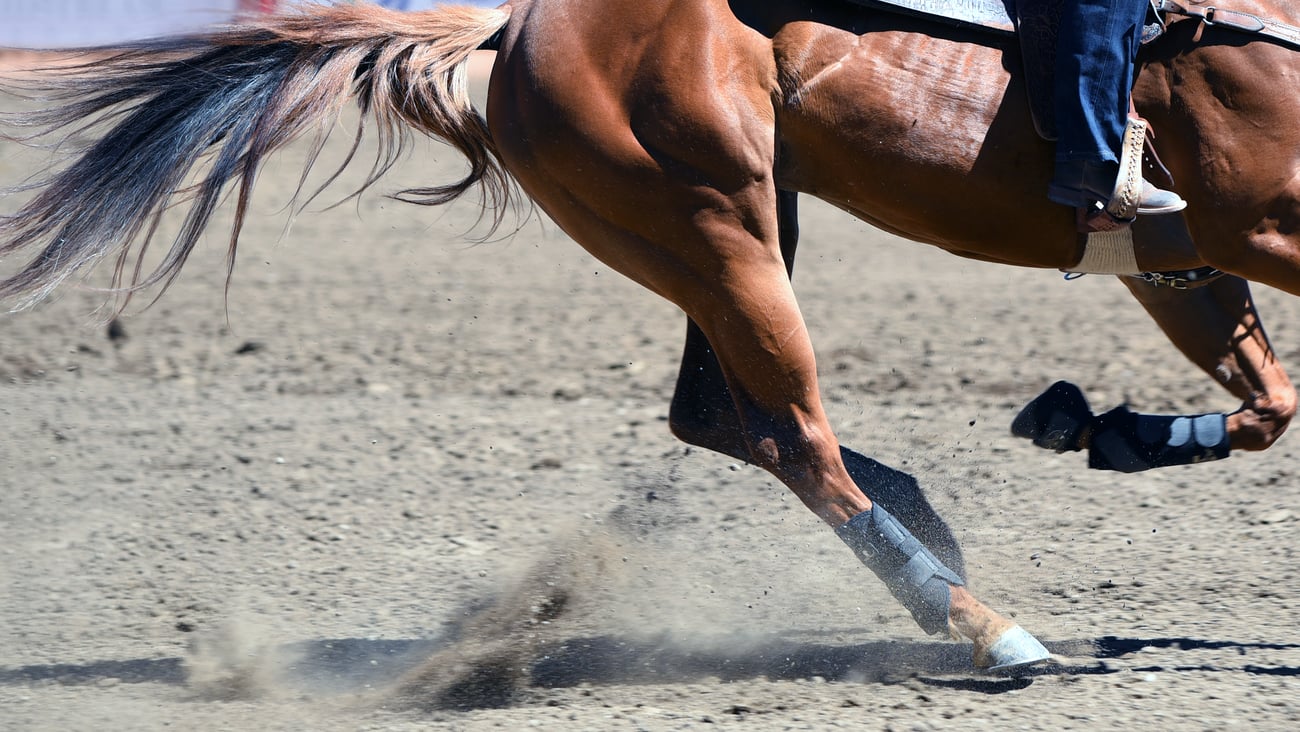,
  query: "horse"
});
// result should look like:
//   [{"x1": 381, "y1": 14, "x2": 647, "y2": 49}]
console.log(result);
[{"x1": 3, "y1": 0, "x2": 1298, "y2": 673}]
